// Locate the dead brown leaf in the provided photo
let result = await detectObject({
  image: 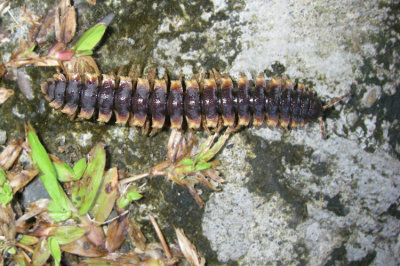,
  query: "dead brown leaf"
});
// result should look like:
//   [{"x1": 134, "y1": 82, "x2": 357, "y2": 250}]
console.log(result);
[
  {"x1": 15, "y1": 199, "x2": 50, "y2": 233},
  {"x1": 105, "y1": 215, "x2": 129, "y2": 252},
  {"x1": 0, "y1": 87, "x2": 14, "y2": 104},
  {"x1": 175, "y1": 228, "x2": 205, "y2": 266},
  {"x1": 83, "y1": 252, "x2": 142, "y2": 265},
  {"x1": 0, "y1": 62, "x2": 6, "y2": 79},
  {"x1": 61, "y1": 235, "x2": 108, "y2": 257},
  {"x1": 35, "y1": 5, "x2": 56, "y2": 45},
  {"x1": 55, "y1": 0, "x2": 76, "y2": 44},
  {"x1": 0, "y1": 139, "x2": 23, "y2": 170},
  {"x1": 128, "y1": 219, "x2": 147, "y2": 252},
  {"x1": 8, "y1": 168, "x2": 38, "y2": 193},
  {"x1": 0, "y1": 205, "x2": 17, "y2": 257},
  {"x1": 86, "y1": 222, "x2": 106, "y2": 248}
]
